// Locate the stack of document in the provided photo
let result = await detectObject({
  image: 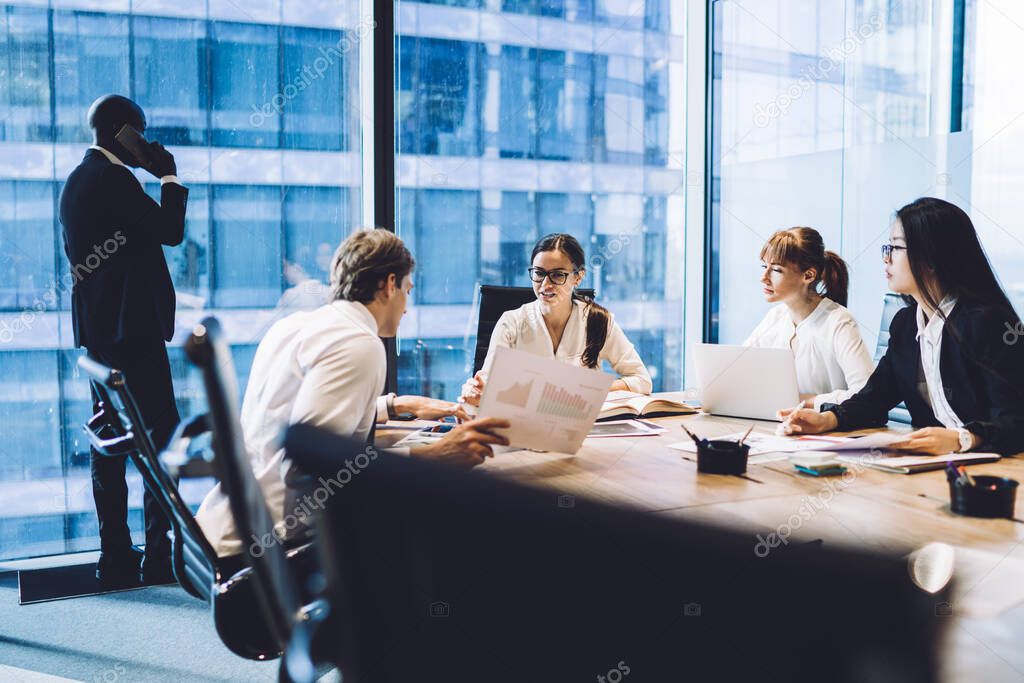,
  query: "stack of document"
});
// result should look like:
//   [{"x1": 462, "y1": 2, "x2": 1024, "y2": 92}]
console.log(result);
[{"x1": 836, "y1": 452, "x2": 1000, "y2": 474}]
